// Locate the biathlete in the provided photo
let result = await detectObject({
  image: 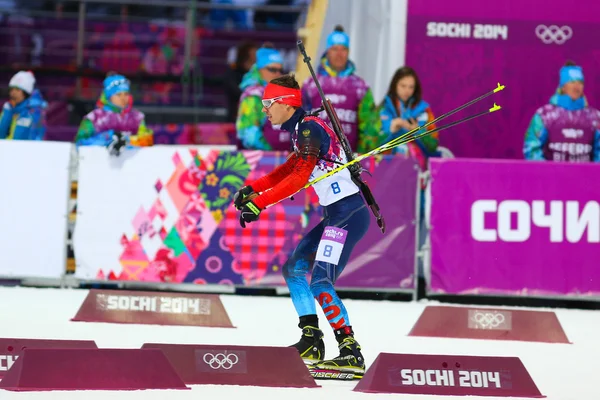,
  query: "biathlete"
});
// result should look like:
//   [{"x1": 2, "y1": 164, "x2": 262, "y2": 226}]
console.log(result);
[{"x1": 233, "y1": 74, "x2": 370, "y2": 374}]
